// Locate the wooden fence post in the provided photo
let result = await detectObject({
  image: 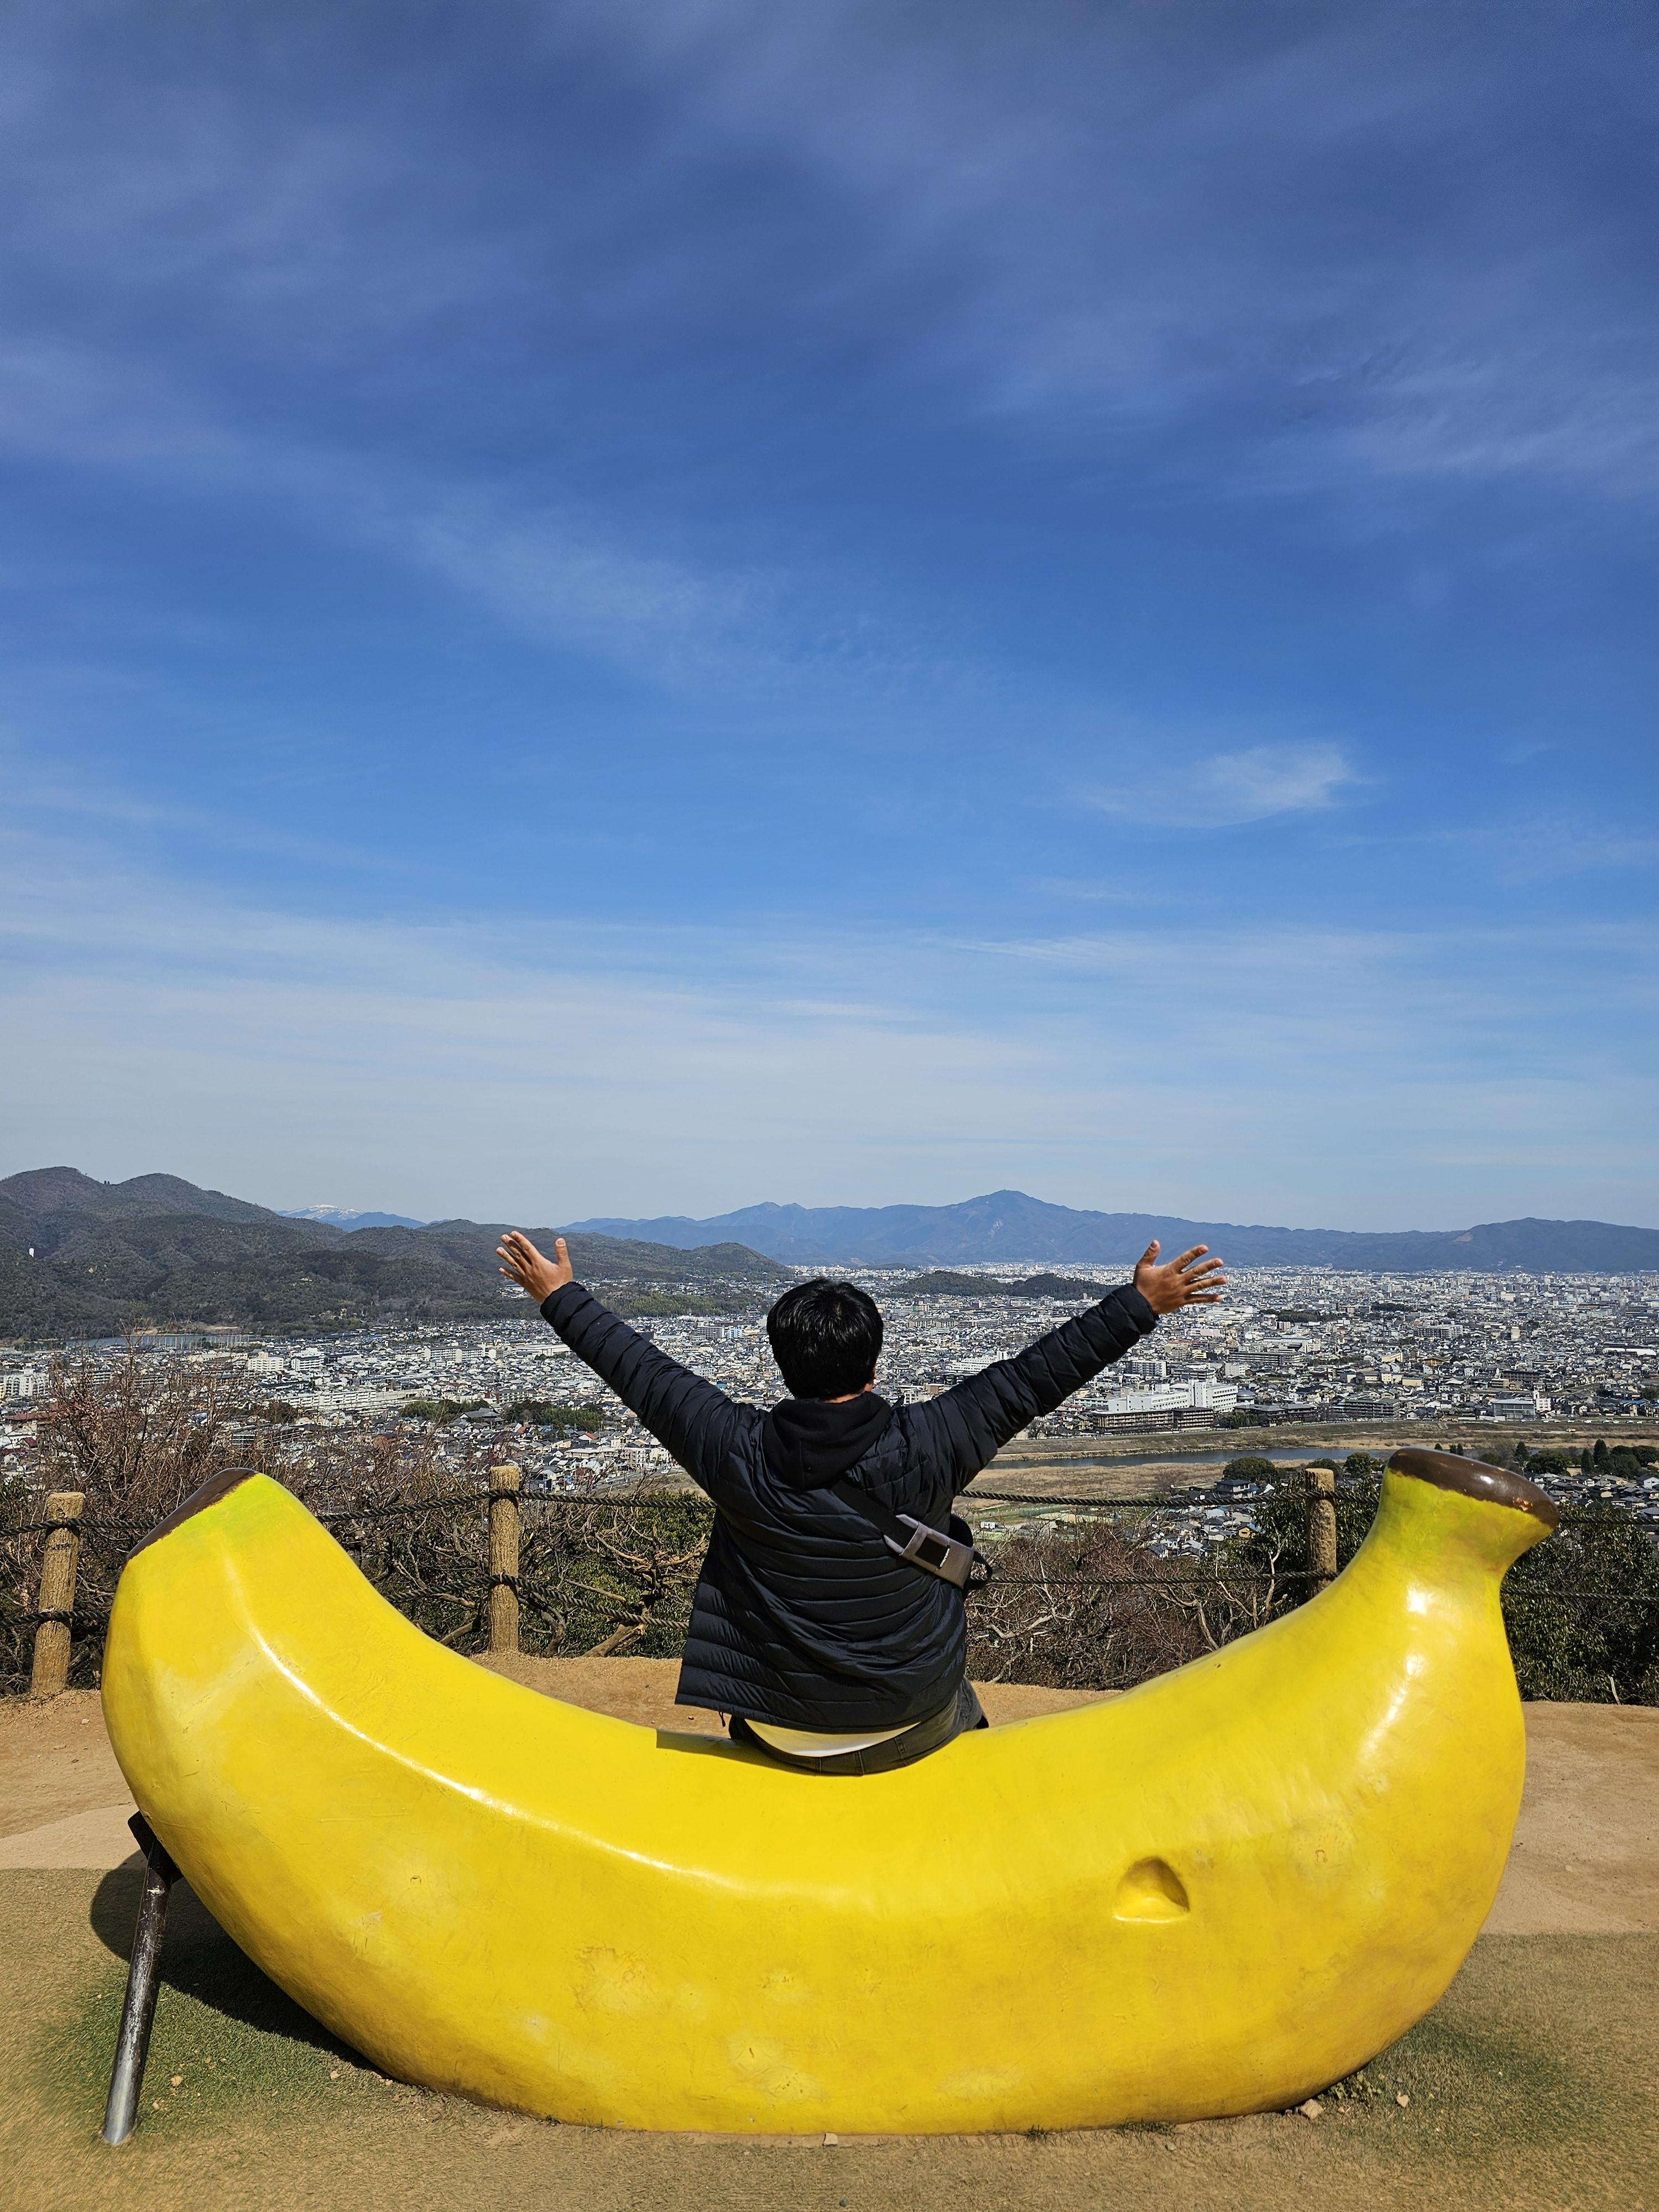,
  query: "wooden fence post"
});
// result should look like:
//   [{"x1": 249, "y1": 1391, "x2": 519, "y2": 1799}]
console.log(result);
[
  {"x1": 1306, "y1": 1465, "x2": 1338, "y2": 1595},
  {"x1": 30, "y1": 1490, "x2": 85, "y2": 1698},
  {"x1": 488, "y1": 1463, "x2": 521, "y2": 1655}
]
